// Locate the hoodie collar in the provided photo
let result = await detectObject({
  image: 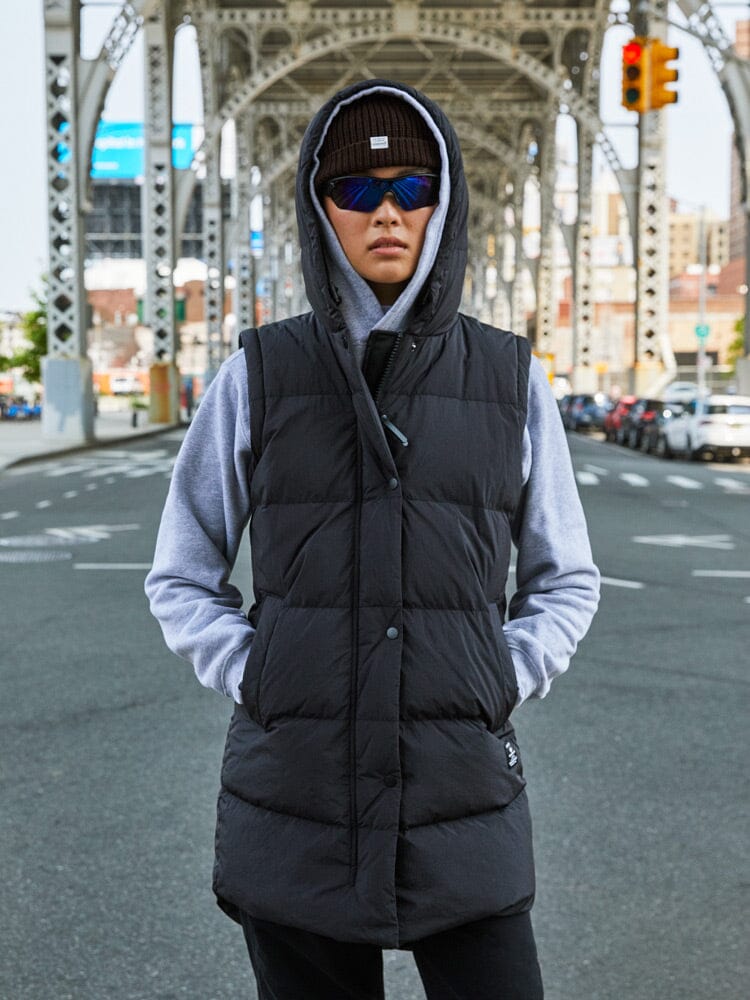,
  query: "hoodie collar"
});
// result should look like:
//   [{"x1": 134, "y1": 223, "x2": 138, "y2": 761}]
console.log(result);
[{"x1": 295, "y1": 79, "x2": 468, "y2": 346}]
